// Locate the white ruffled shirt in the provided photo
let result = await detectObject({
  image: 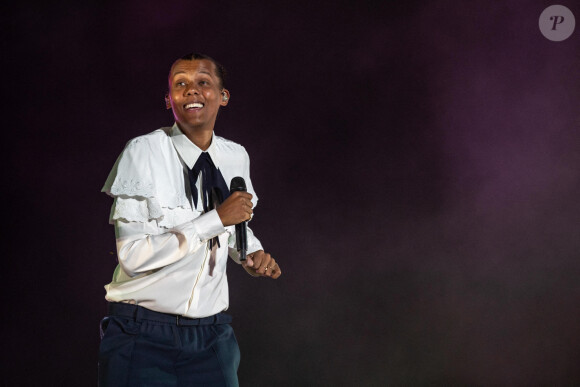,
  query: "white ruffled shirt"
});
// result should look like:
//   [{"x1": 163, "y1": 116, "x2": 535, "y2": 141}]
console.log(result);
[{"x1": 101, "y1": 124, "x2": 263, "y2": 318}]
